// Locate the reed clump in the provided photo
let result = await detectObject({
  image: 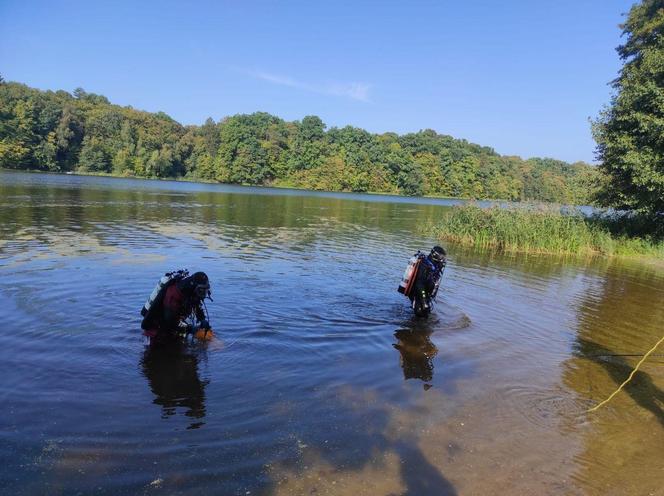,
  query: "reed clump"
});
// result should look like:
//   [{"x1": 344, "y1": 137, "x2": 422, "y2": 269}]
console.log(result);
[{"x1": 429, "y1": 204, "x2": 664, "y2": 258}]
